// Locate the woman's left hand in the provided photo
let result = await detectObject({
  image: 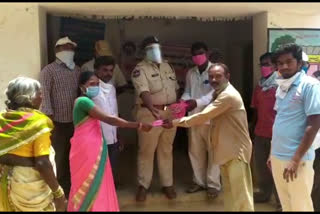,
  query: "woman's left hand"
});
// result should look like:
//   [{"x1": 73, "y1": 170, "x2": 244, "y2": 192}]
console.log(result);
[{"x1": 54, "y1": 196, "x2": 67, "y2": 211}]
